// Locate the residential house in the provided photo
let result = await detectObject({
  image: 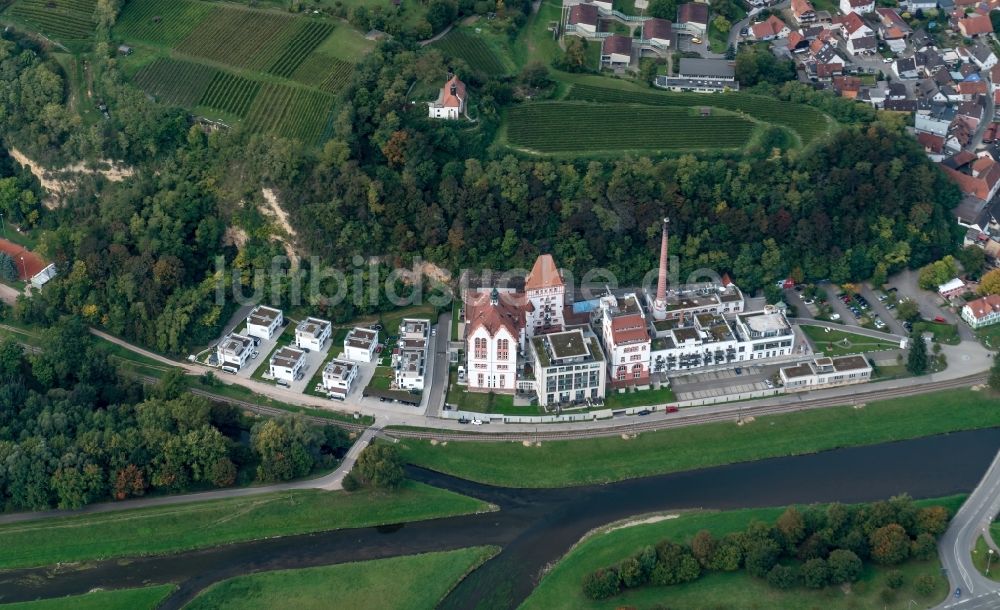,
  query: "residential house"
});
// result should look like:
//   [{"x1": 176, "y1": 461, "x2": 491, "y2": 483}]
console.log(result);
[
  {"x1": 269, "y1": 346, "x2": 306, "y2": 384},
  {"x1": 839, "y1": 12, "x2": 874, "y2": 39},
  {"x1": 642, "y1": 18, "x2": 673, "y2": 47},
  {"x1": 884, "y1": 98, "x2": 918, "y2": 111},
  {"x1": 941, "y1": 153, "x2": 1000, "y2": 202},
  {"x1": 395, "y1": 318, "x2": 430, "y2": 391},
  {"x1": 294, "y1": 317, "x2": 331, "y2": 351},
  {"x1": 962, "y1": 294, "x2": 1000, "y2": 328},
  {"x1": 917, "y1": 132, "x2": 947, "y2": 160},
  {"x1": 428, "y1": 75, "x2": 466, "y2": 119},
  {"x1": 598, "y1": 293, "x2": 651, "y2": 389},
  {"x1": 915, "y1": 112, "x2": 952, "y2": 137},
  {"x1": 887, "y1": 82, "x2": 907, "y2": 99},
  {"x1": 321, "y1": 359, "x2": 358, "y2": 399},
  {"x1": 677, "y1": 2, "x2": 709, "y2": 35},
  {"x1": 847, "y1": 35, "x2": 877, "y2": 55},
  {"x1": 465, "y1": 289, "x2": 523, "y2": 393},
  {"x1": 780, "y1": 356, "x2": 873, "y2": 391},
  {"x1": 957, "y1": 80, "x2": 990, "y2": 100},
  {"x1": 894, "y1": 57, "x2": 918, "y2": 79},
  {"x1": 751, "y1": 15, "x2": 790, "y2": 40},
  {"x1": 792, "y1": 0, "x2": 817, "y2": 23},
  {"x1": 217, "y1": 333, "x2": 254, "y2": 372},
  {"x1": 246, "y1": 305, "x2": 283, "y2": 341},
  {"x1": 833, "y1": 75, "x2": 863, "y2": 98},
  {"x1": 530, "y1": 328, "x2": 607, "y2": 407},
  {"x1": 788, "y1": 31, "x2": 810, "y2": 52},
  {"x1": 938, "y1": 277, "x2": 967, "y2": 299},
  {"x1": 344, "y1": 327, "x2": 379, "y2": 362},
  {"x1": 970, "y1": 43, "x2": 998, "y2": 70},
  {"x1": 601, "y1": 35, "x2": 632, "y2": 67},
  {"x1": 948, "y1": 115, "x2": 979, "y2": 151},
  {"x1": 840, "y1": 0, "x2": 875, "y2": 14},
  {"x1": 958, "y1": 13, "x2": 993, "y2": 37},
  {"x1": 567, "y1": 3, "x2": 599, "y2": 34},
  {"x1": 524, "y1": 254, "x2": 566, "y2": 337}
]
